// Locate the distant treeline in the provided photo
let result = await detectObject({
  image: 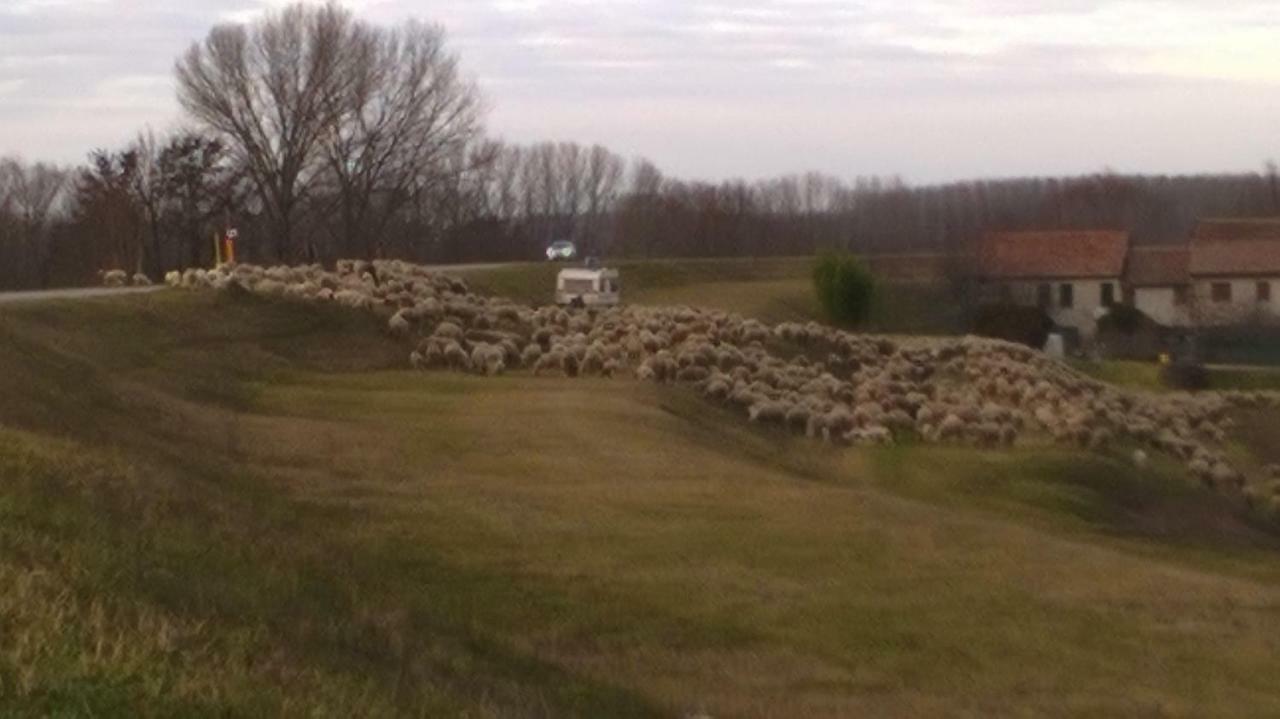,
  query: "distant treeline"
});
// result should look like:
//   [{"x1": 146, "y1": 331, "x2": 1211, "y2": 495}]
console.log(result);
[{"x1": 1, "y1": 2, "x2": 1277, "y2": 290}]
